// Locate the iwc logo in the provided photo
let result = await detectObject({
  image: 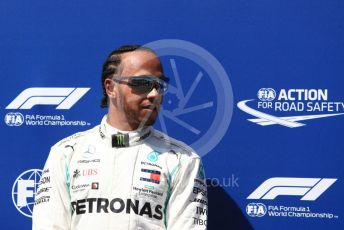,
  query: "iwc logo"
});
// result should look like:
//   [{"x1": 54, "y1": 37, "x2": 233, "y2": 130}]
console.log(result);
[{"x1": 12, "y1": 169, "x2": 42, "y2": 218}]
